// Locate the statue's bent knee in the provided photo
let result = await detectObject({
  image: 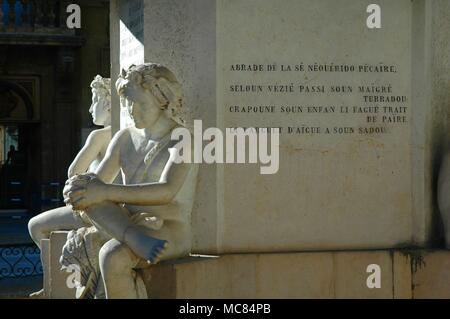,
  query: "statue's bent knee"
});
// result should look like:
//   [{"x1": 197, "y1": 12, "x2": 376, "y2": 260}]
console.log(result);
[
  {"x1": 28, "y1": 215, "x2": 47, "y2": 244},
  {"x1": 99, "y1": 240, "x2": 134, "y2": 273}
]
